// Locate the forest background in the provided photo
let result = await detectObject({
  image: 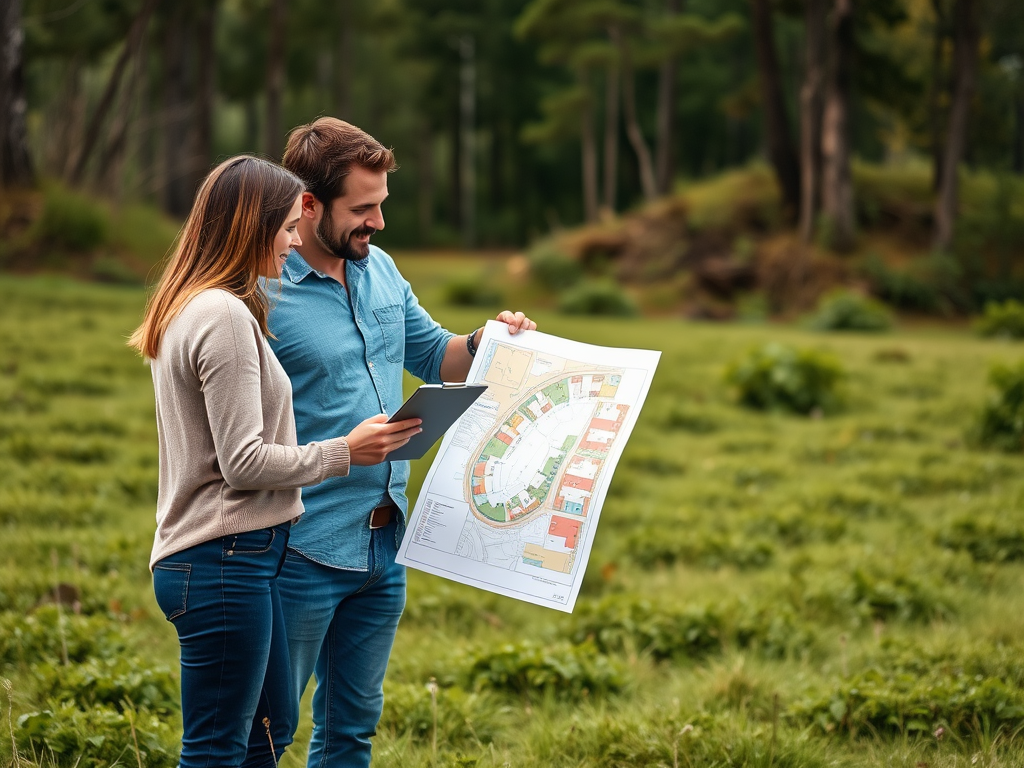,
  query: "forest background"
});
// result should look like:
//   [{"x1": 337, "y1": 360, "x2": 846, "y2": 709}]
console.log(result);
[{"x1": 1, "y1": 0, "x2": 1023, "y2": 316}]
